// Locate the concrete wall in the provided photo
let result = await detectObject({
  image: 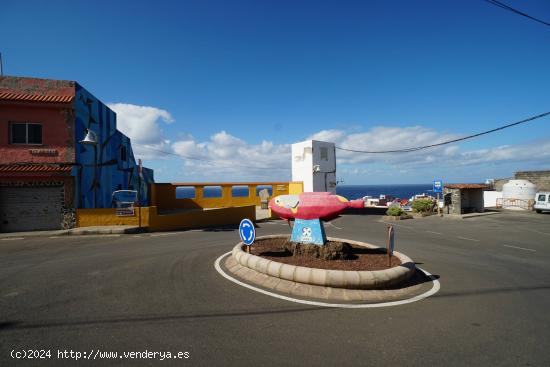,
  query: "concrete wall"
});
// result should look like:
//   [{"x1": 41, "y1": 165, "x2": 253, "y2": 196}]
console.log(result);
[
  {"x1": 73, "y1": 84, "x2": 154, "y2": 209},
  {"x1": 292, "y1": 140, "x2": 336, "y2": 193},
  {"x1": 289, "y1": 181, "x2": 304, "y2": 195},
  {"x1": 76, "y1": 205, "x2": 256, "y2": 231},
  {"x1": 515, "y1": 170, "x2": 550, "y2": 192},
  {"x1": 148, "y1": 205, "x2": 256, "y2": 231},
  {"x1": 76, "y1": 207, "x2": 150, "y2": 227},
  {"x1": 150, "y1": 182, "x2": 290, "y2": 210},
  {"x1": 0, "y1": 103, "x2": 75, "y2": 164},
  {"x1": 484, "y1": 191, "x2": 503, "y2": 208}
]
